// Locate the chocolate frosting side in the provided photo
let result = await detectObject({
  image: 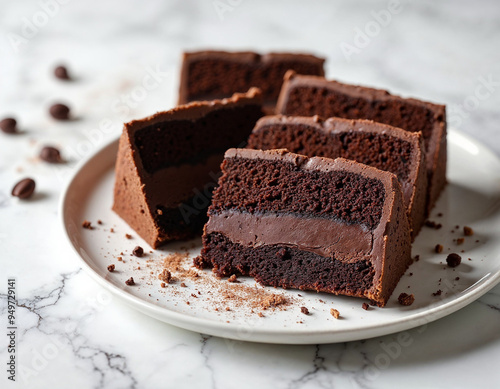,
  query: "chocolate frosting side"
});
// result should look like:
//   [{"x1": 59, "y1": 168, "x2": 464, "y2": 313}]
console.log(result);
[
  {"x1": 206, "y1": 210, "x2": 373, "y2": 261},
  {"x1": 250, "y1": 114, "x2": 428, "y2": 238}
]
